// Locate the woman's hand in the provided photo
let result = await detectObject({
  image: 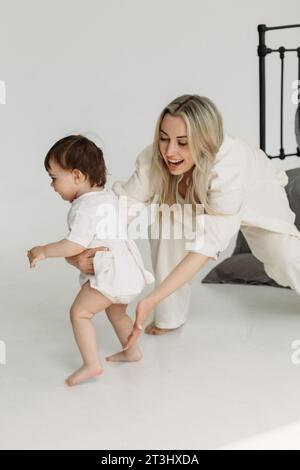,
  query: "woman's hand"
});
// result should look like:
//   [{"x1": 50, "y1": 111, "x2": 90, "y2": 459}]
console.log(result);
[
  {"x1": 123, "y1": 252, "x2": 210, "y2": 349},
  {"x1": 65, "y1": 246, "x2": 109, "y2": 274},
  {"x1": 123, "y1": 296, "x2": 157, "y2": 350},
  {"x1": 27, "y1": 246, "x2": 46, "y2": 268}
]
